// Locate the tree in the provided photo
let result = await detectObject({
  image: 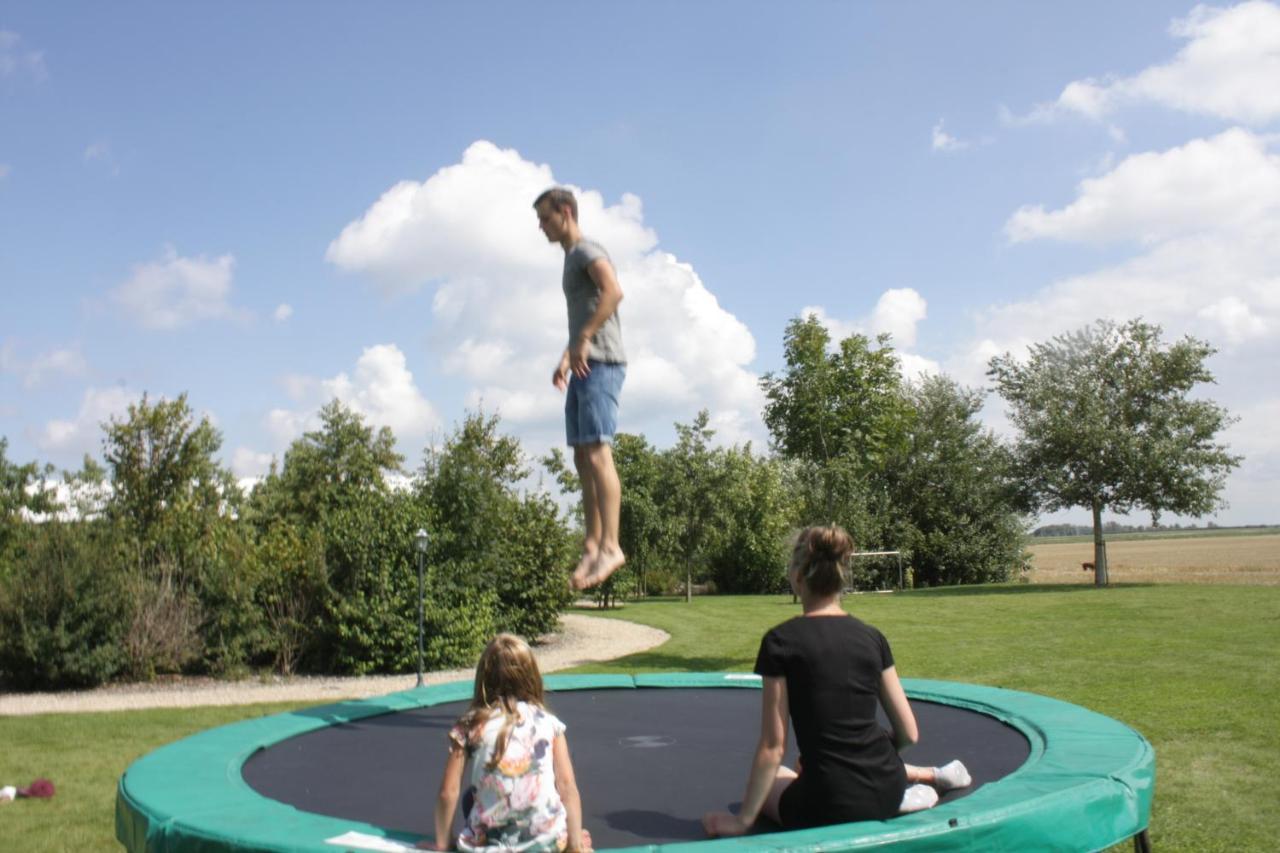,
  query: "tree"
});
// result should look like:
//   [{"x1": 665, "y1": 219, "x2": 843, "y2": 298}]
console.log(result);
[
  {"x1": 551, "y1": 434, "x2": 672, "y2": 601},
  {"x1": 103, "y1": 393, "x2": 236, "y2": 544},
  {"x1": 102, "y1": 394, "x2": 254, "y2": 675},
  {"x1": 885, "y1": 376, "x2": 1026, "y2": 587},
  {"x1": 760, "y1": 315, "x2": 914, "y2": 551},
  {"x1": 251, "y1": 399, "x2": 404, "y2": 530},
  {"x1": 417, "y1": 411, "x2": 573, "y2": 639},
  {"x1": 706, "y1": 444, "x2": 797, "y2": 594},
  {"x1": 662, "y1": 412, "x2": 730, "y2": 602},
  {"x1": 1, "y1": 439, "x2": 58, "y2": 565},
  {"x1": 989, "y1": 319, "x2": 1241, "y2": 586},
  {"x1": 761, "y1": 317, "x2": 913, "y2": 494}
]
